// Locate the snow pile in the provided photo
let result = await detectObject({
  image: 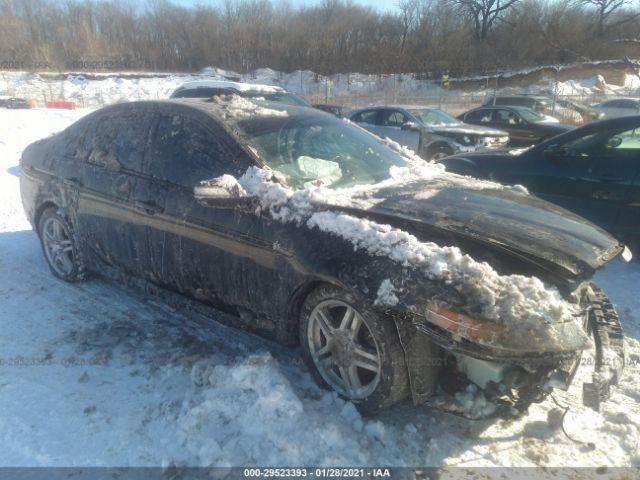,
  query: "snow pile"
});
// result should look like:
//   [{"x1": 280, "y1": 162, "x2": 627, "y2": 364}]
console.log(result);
[
  {"x1": 374, "y1": 279, "x2": 399, "y2": 307},
  {"x1": 212, "y1": 94, "x2": 287, "y2": 119}
]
